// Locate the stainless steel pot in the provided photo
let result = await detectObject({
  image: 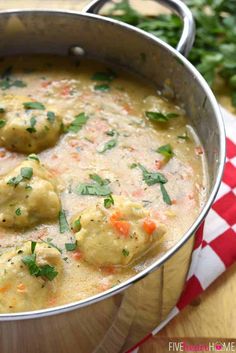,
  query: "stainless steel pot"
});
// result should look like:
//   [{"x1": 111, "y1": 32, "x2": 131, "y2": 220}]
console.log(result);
[{"x1": 0, "y1": 1, "x2": 225, "y2": 352}]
